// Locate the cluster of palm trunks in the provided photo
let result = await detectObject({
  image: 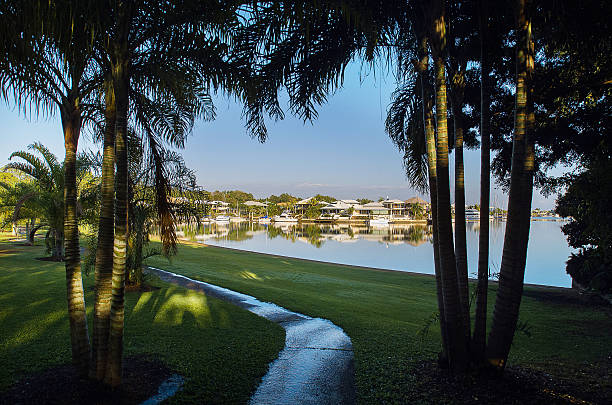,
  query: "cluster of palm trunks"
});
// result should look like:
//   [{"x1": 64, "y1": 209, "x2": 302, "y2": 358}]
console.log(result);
[{"x1": 0, "y1": 0, "x2": 544, "y2": 390}]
